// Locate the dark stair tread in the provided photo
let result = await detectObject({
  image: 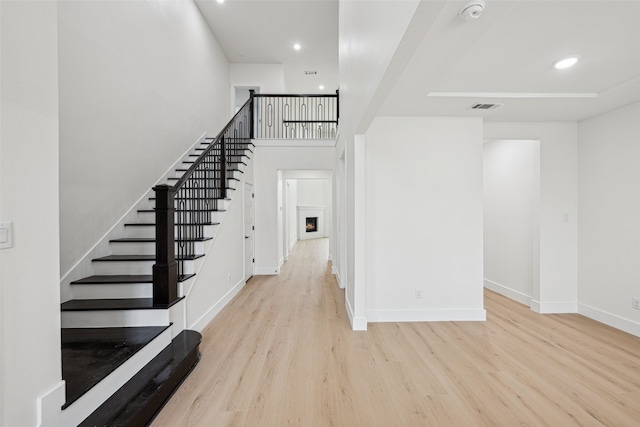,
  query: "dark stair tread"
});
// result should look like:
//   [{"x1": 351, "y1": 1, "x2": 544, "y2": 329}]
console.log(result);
[
  {"x1": 71, "y1": 275, "x2": 153, "y2": 285},
  {"x1": 92, "y1": 254, "x2": 204, "y2": 262},
  {"x1": 61, "y1": 325, "x2": 170, "y2": 408},
  {"x1": 110, "y1": 236, "x2": 213, "y2": 242},
  {"x1": 70, "y1": 274, "x2": 195, "y2": 285},
  {"x1": 124, "y1": 221, "x2": 220, "y2": 226},
  {"x1": 79, "y1": 330, "x2": 202, "y2": 427},
  {"x1": 61, "y1": 297, "x2": 183, "y2": 311}
]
